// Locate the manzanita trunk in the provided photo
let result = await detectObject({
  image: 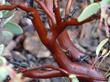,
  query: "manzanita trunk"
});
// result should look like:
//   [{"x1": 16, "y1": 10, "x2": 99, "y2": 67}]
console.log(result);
[
  {"x1": 0, "y1": 0, "x2": 108, "y2": 82},
  {"x1": 58, "y1": 31, "x2": 89, "y2": 61}
]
